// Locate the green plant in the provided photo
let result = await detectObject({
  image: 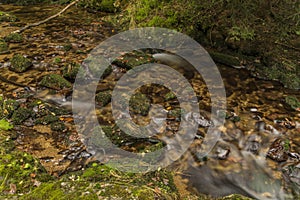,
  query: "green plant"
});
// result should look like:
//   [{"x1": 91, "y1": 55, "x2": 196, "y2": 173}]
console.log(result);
[
  {"x1": 228, "y1": 26, "x2": 255, "y2": 41},
  {"x1": 0, "y1": 119, "x2": 13, "y2": 130}
]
